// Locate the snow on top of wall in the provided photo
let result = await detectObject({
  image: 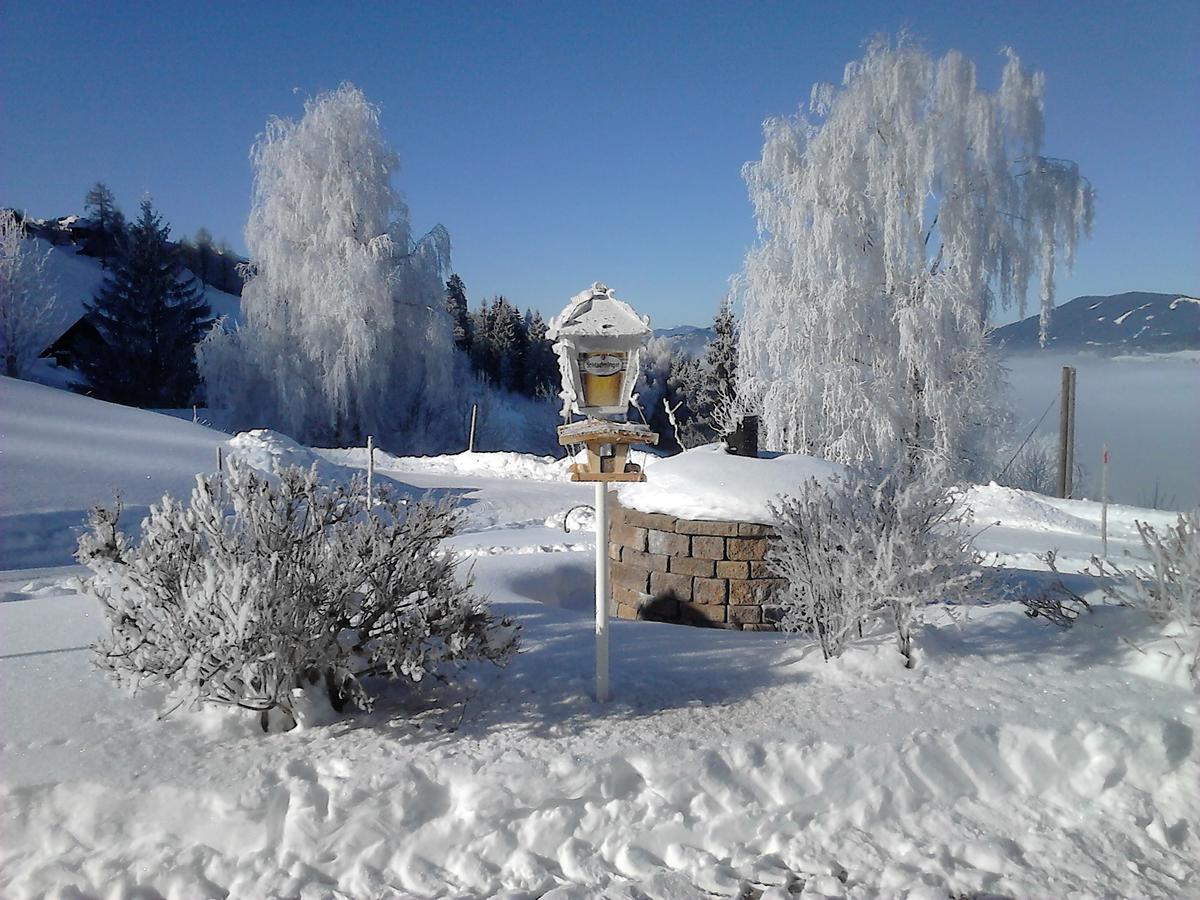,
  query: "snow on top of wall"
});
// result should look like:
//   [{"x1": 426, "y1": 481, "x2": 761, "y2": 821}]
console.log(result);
[{"x1": 619, "y1": 443, "x2": 847, "y2": 524}]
